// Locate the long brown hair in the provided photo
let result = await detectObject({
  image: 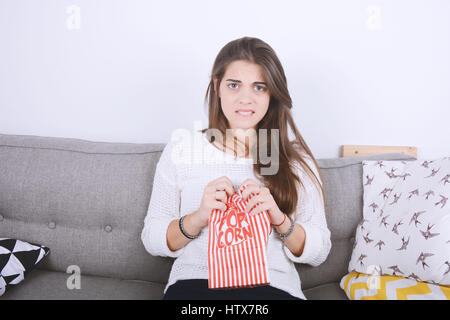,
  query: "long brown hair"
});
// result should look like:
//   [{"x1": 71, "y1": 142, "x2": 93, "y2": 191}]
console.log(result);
[{"x1": 201, "y1": 36, "x2": 326, "y2": 218}]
